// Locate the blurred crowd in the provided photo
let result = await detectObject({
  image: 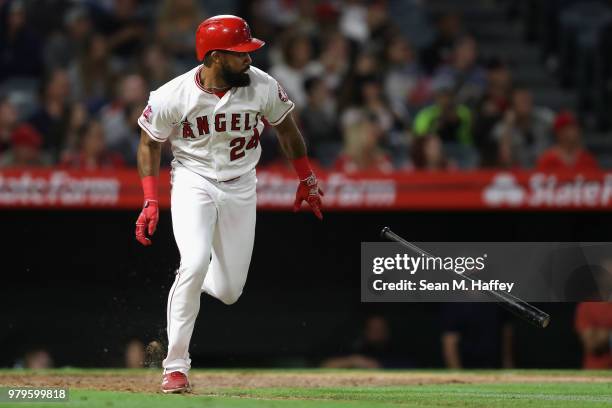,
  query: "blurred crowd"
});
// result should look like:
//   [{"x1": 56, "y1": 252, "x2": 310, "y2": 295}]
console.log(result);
[
  {"x1": 526, "y1": 0, "x2": 612, "y2": 131},
  {"x1": 12, "y1": 304, "x2": 612, "y2": 370},
  {"x1": 13, "y1": 338, "x2": 163, "y2": 369},
  {"x1": 0, "y1": 0, "x2": 606, "y2": 172},
  {"x1": 323, "y1": 303, "x2": 612, "y2": 370}
]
